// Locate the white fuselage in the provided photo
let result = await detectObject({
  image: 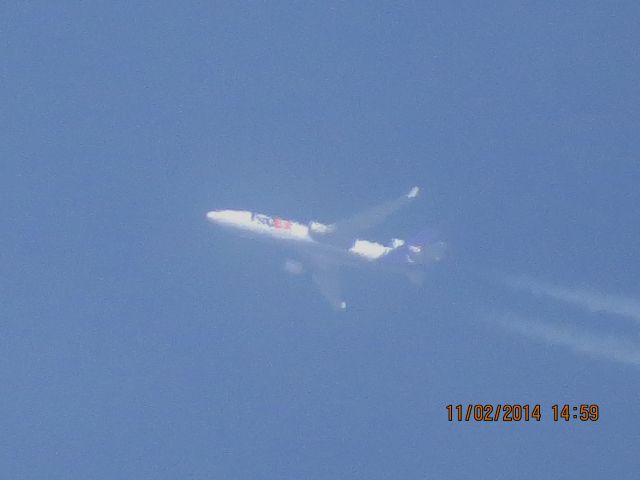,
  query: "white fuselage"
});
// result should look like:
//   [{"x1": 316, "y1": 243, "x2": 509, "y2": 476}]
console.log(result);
[{"x1": 206, "y1": 209, "x2": 397, "y2": 262}]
